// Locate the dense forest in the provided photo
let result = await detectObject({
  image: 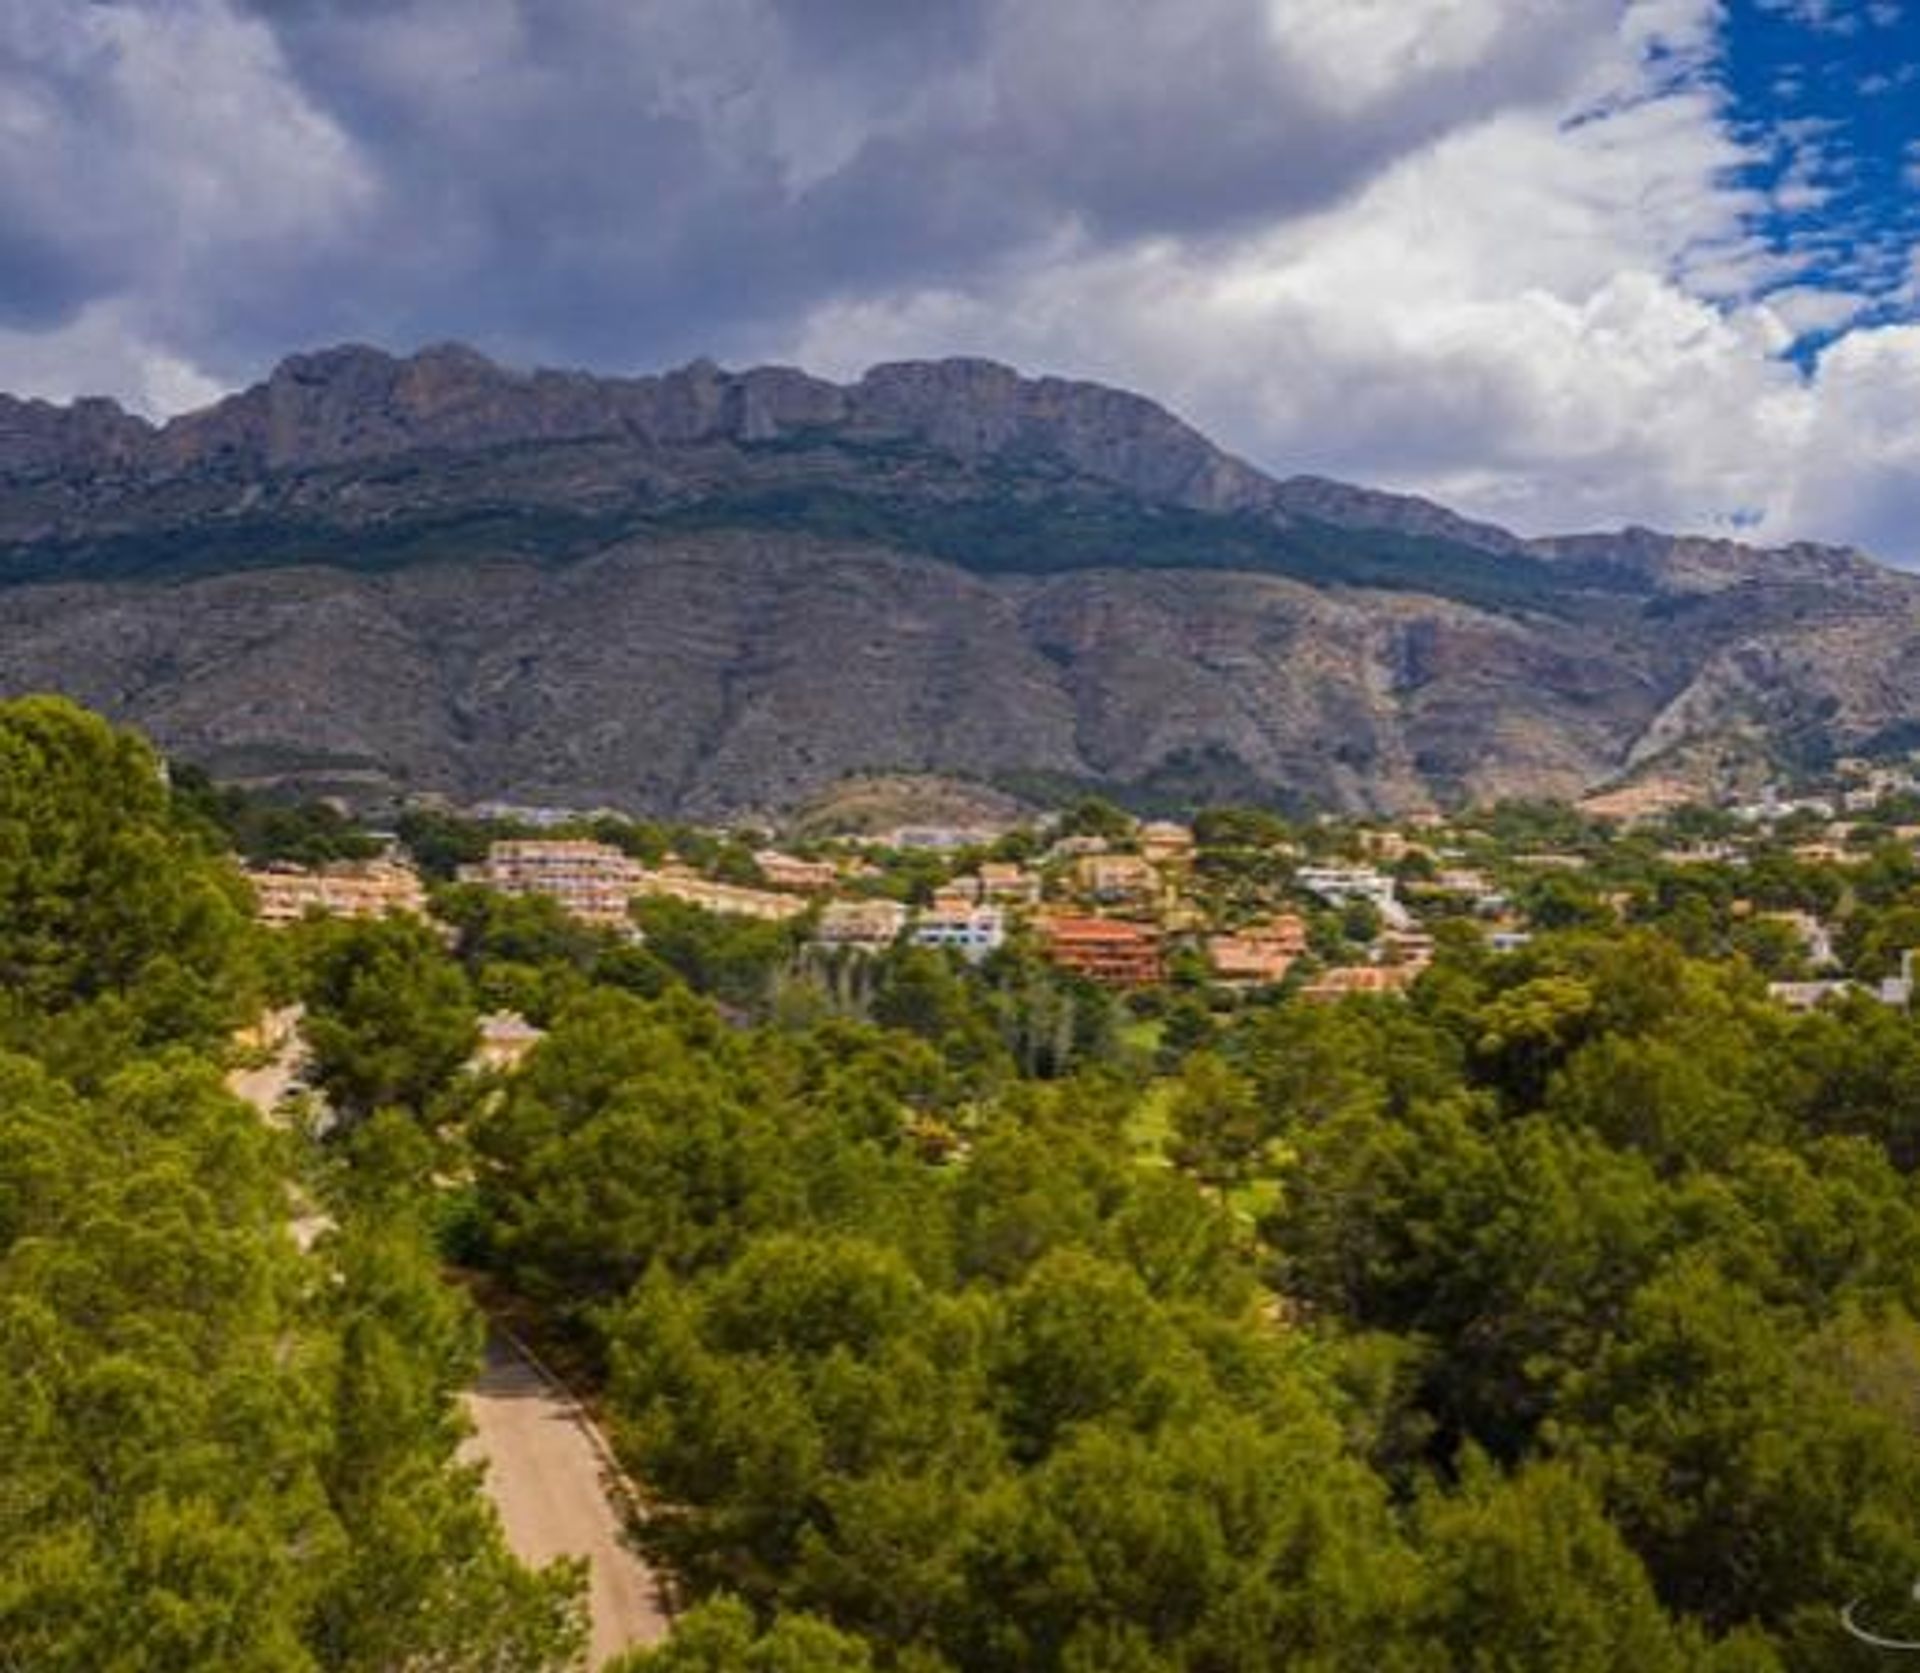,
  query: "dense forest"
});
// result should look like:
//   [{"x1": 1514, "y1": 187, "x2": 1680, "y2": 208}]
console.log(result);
[
  {"x1": 446, "y1": 937, "x2": 1920, "y2": 1670},
  {"x1": 6, "y1": 694, "x2": 1920, "y2": 1669},
  {"x1": 0, "y1": 698, "x2": 583, "y2": 1669}
]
